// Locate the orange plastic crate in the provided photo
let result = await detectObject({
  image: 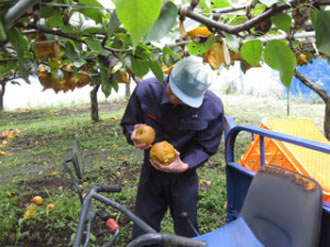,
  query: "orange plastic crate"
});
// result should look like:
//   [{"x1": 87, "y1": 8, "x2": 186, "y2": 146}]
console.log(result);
[{"x1": 239, "y1": 118, "x2": 330, "y2": 203}]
